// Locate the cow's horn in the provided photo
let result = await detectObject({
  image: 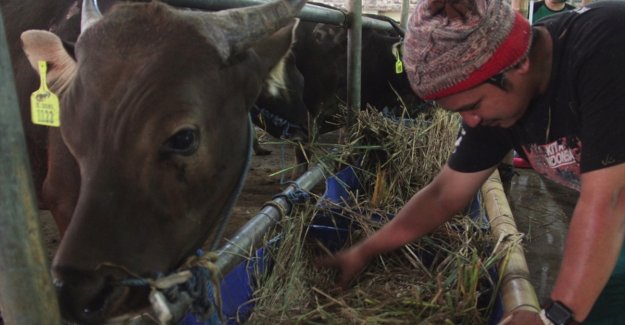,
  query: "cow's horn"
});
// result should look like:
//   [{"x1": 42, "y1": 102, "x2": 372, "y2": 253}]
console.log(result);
[
  {"x1": 81, "y1": 0, "x2": 103, "y2": 33},
  {"x1": 189, "y1": 0, "x2": 306, "y2": 61}
]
